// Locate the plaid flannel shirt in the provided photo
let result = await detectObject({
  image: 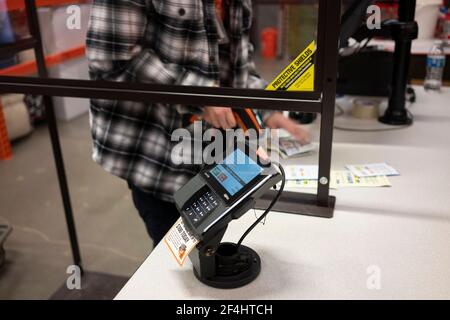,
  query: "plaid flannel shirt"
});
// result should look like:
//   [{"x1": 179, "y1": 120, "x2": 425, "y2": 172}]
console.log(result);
[{"x1": 86, "y1": 0, "x2": 267, "y2": 202}]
